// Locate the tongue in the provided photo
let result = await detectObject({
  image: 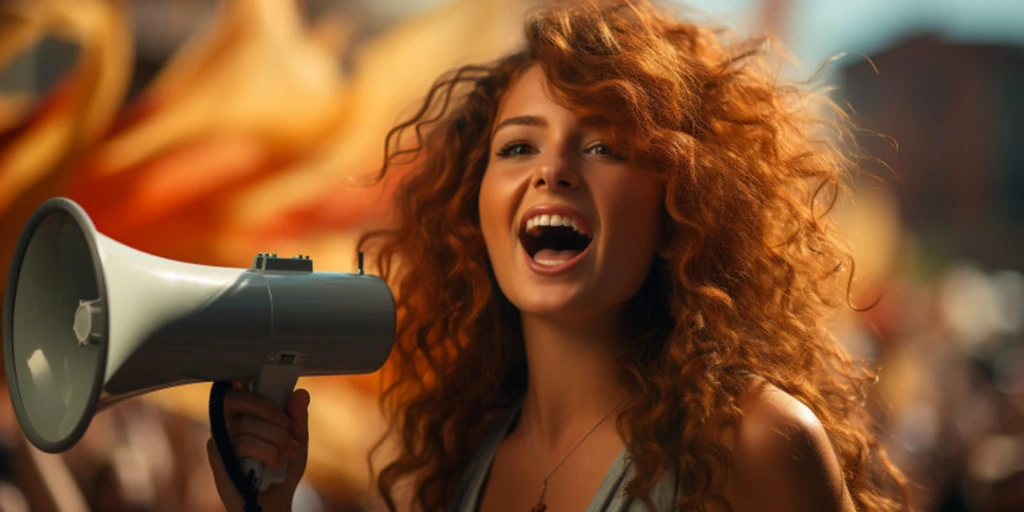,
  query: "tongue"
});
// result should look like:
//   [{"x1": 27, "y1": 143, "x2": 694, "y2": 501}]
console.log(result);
[{"x1": 532, "y1": 248, "x2": 581, "y2": 263}]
